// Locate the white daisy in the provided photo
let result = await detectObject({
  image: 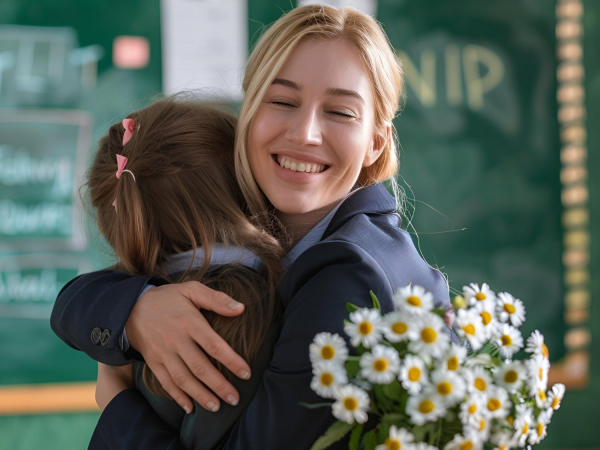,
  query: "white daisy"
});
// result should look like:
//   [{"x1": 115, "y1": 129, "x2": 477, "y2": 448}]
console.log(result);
[
  {"x1": 548, "y1": 383, "x2": 565, "y2": 411},
  {"x1": 528, "y1": 409, "x2": 551, "y2": 445},
  {"x1": 309, "y1": 332, "x2": 349, "y2": 366},
  {"x1": 382, "y1": 310, "x2": 415, "y2": 343},
  {"x1": 344, "y1": 308, "x2": 383, "y2": 348},
  {"x1": 398, "y1": 354, "x2": 429, "y2": 394},
  {"x1": 360, "y1": 345, "x2": 400, "y2": 385},
  {"x1": 513, "y1": 404, "x2": 534, "y2": 447},
  {"x1": 525, "y1": 330, "x2": 550, "y2": 359},
  {"x1": 459, "y1": 394, "x2": 485, "y2": 426},
  {"x1": 454, "y1": 308, "x2": 486, "y2": 350},
  {"x1": 464, "y1": 413, "x2": 491, "y2": 442},
  {"x1": 489, "y1": 430, "x2": 515, "y2": 450},
  {"x1": 463, "y1": 282, "x2": 496, "y2": 307},
  {"x1": 375, "y1": 426, "x2": 415, "y2": 450},
  {"x1": 408, "y1": 313, "x2": 450, "y2": 360},
  {"x1": 464, "y1": 353, "x2": 495, "y2": 369},
  {"x1": 496, "y1": 292, "x2": 526, "y2": 328},
  {"x1": 442, "y1": 343, "x2": 467, "y2": 372},
  {"x1": 406, "y1": 388, "x2": 447, "y2": 426},
  {"x1": 430, "y1": 368, "x2": 467, "y2": 406},
  {"x1": 526, "y1": 353, "x2": 550, "y2": 395},
  {"x1": 331, "y1": 384, "x2": 370, "y2": 424},
  {"x1": 464, "y1": 366, "x2": 493, "y2": 396},
  {"x1": 393, "y1": 284, "x2": 434, "y2": 315},
  {"x1": 414, "y1": 443, "x2": 438, "y2": 450},
  {"x1": 444, "y1": 434, "x2": 483, "y2": 450},
  {"x1": 484, "y1": 385, "x2": 511, "y2": 419},
  {"x1": 492, "y1": 323, "x2": 523, "y2": 358},
  {"x1": 493, "y1": 361, "x2": 526, "y2": 393},
  {"x1": 474, "y1": 300, "x2": 496, "y2": 340},
  {"x1": 310, "y1": 361, "x2": 348, "y2": 399}
]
